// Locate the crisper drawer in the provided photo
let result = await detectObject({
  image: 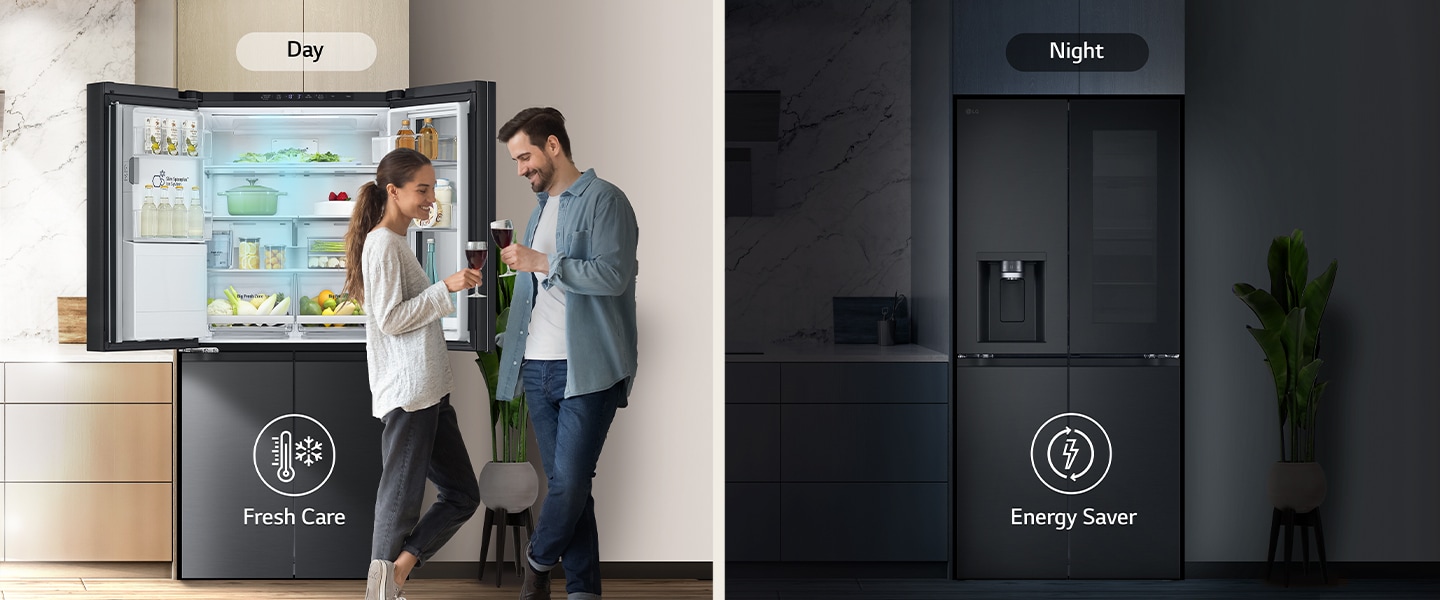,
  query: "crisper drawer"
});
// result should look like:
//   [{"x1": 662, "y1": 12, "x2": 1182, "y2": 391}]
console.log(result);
[
  {"x1": 6, "y1": 404, "x2": 172, "y2": 482},
  {"x1": 4, "y1": 362, "x2": 171, "y2": 404},
  {"x1": 5, "y1": 482, "x2": 172, "y2": 561}
]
